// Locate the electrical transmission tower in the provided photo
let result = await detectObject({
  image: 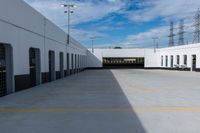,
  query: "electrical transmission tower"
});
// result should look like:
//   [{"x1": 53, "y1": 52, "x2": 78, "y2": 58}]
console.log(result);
[
  {"x1": 194, "y1": 8, "x2": 200, "y2": 43},
  {"x1": 168, "y1": 21, "x2": 175, "y2": 46},
  {"x1": 178, "y1": 19, "x2": 185, "y2": 45}
]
